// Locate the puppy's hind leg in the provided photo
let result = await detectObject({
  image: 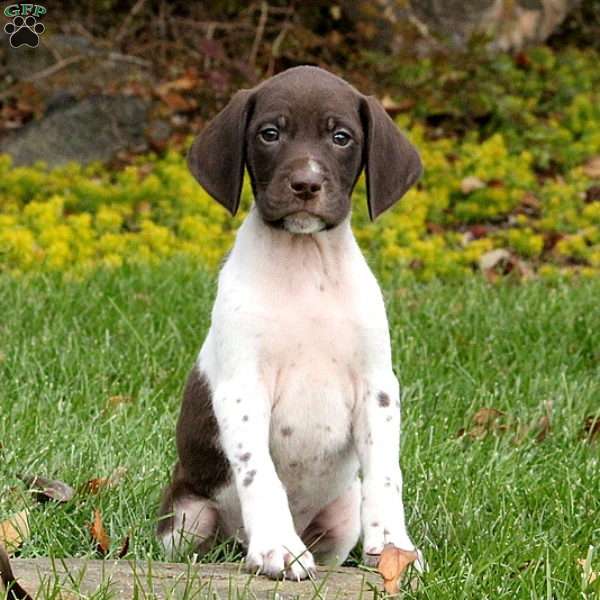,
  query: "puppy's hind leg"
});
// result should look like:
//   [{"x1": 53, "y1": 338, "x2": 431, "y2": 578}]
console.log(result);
[
  {"x1": 301, "y1": 478, "x2": 361, "y2": 566},
  {"x1": 157, "y1": 467, "x2": 219, "y2": 560}
]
